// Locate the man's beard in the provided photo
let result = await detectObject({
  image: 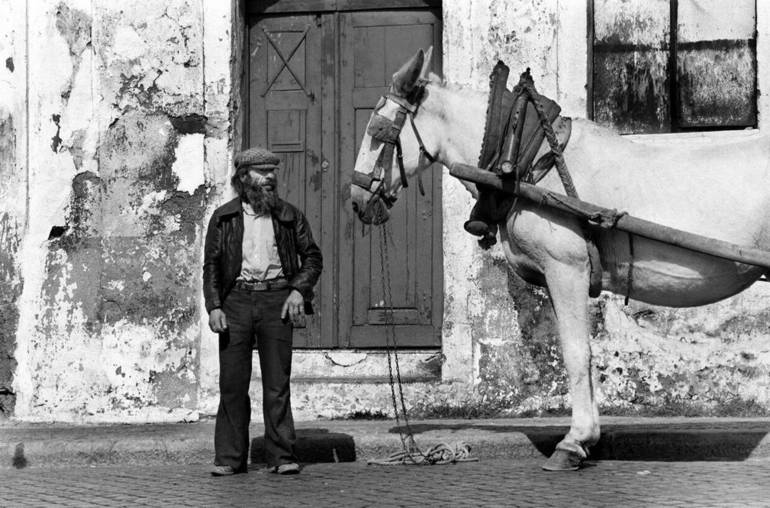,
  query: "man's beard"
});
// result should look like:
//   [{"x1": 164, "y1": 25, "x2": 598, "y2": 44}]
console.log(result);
[{"x1": 242, "y1": 183, "x2": 277, "y2": 215}]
